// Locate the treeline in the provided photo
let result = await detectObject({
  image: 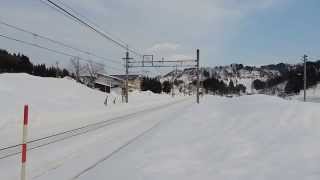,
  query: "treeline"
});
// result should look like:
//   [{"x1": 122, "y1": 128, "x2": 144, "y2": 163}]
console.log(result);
[
  {"x1": 253, "y1": 61, "x2": 320, "y2": 94},
  {"x1": 203, "y1": 77, "x2": 246, "y2": 95},
  {"x1": 140, "y1": 77, "x2": 162, "y2": 93},
  {"x1": 141, "y1": 76, "x2": 246, "y2": 95},
  {"x1": 140, "y1": 77, "x2": 182, "y2": 94},
  {"x1": 0, "y1": 49, "x2": 71, "y2": 78}
]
